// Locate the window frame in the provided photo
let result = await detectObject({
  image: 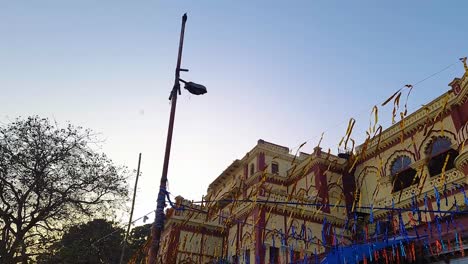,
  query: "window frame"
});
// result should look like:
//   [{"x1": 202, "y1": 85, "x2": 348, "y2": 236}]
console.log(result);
[
  {"x1": 389, "y1": 155, "x2": 418, "y2": 192},
  {"x1": 271, "y1": 162, "x2": 279, "y2": 174},
  {"x1": 426, "y1": 137, "x2": 458, "y2": 177},
  {"x1": 269, "y1": 246, "x2": 279, "y2": 264},
  {"x1": 250, "y1": 163, "x2": 255, "y2": 176}
]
